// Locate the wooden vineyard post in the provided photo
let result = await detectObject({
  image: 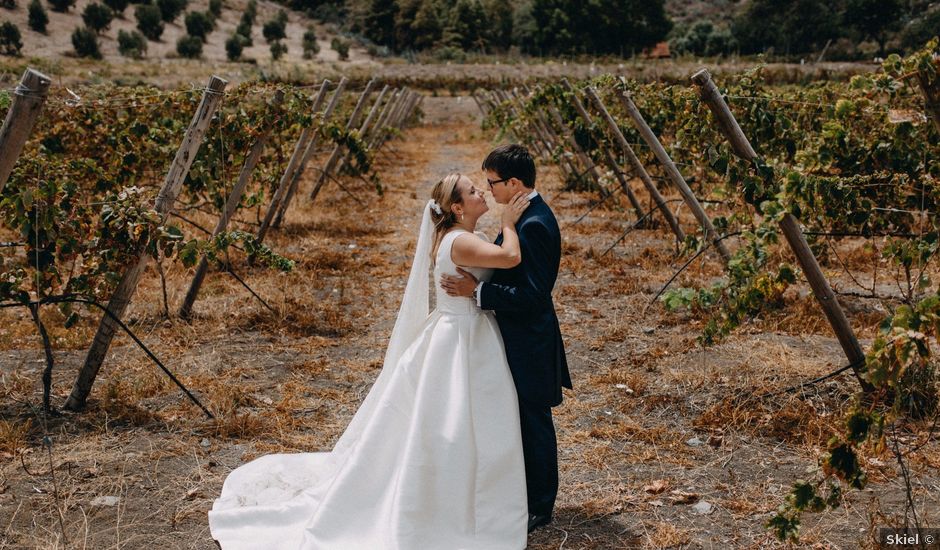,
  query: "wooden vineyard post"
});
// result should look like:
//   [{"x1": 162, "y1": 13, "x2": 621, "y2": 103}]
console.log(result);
[
  {"x1": 365, "y1": 88, "x2": 400, "y2": 151},
  {"x1": 584, "y1": 86, "x2": 686, "y2": 242},
  {"x1": 309, "y1": 79, "x2": 378, "y2": 202},
  {"x1": 915, "y1": 71, "x2": 940, "y2": 133},
  {"x1": 619, "y1": 88, "x2": 732, "y2": 264},
  {"x1": 691, "y1": 67, "x2": 872, "y2": 391},
  {"x1": 534, "y1": 85, "x2": 605, "y2": 192},
  {"x1": 512, "y1": 89, "x2": 581, "y2": 182},
  {"x1": 269, "y1": 78, "x2": 348, "y2": 231},
  {"x1": 497, "y1": 90, "x2": 549, "y2": 160},
  {"x1": 561, "y1": 78, "x2": 646, "y2": 221},
  {"x1": 332, "y1": 84, "x2": 390, "y2": 176},
  {"x1": 64, "y1": 75, "x2": 229, "y2": 411},
  {"x1": 178, "y1": 89, "x2": 285, "y2": 320},
  {"x1": 256, "y1": 79, "x2": 335, "y2": 241},
  {"x1": 0, "y1": 68, "x2": 52, "y2": 192}
]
